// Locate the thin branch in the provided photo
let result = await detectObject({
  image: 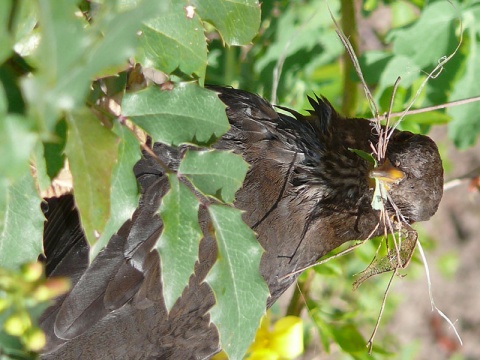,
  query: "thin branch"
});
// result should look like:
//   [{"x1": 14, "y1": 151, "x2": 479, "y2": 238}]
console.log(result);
[
  {"x1": 417, "y1": 241, "x2": 463, "y2": 346},
  {"x1": 117, "y1": 115, "x2": 172, "y2": 175},
  {"x1": 444, "y1": 167, "x2": 480, "y2": 191},
  {"x1": 367, "y1": 269, "x2": 397, "y2": 354},
  {"x1": 326, "y1": 1, "x2": 378, "y2": 119},
  {"x1": 279, "y1": 223, "x2": 380, "y2": 280},
  {"x1": 370, "y1": 95, "x2": 480, "y2": 122}
]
